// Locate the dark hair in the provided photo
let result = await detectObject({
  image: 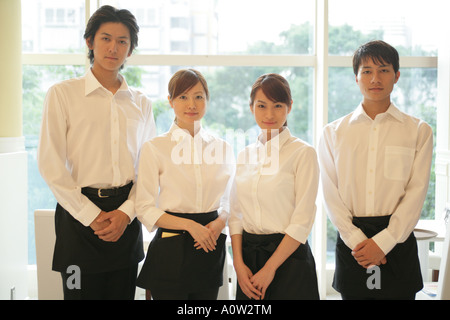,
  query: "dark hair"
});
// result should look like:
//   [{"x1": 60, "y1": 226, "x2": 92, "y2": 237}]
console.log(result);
[
  {"x1": 168, "y1": 69, "x2": 210, "y2": 101},
  {"x1": 352, "y1": 40, "x2": 399, "y2": 75},
  {"x1": 84, "y1": 5, "x2": 139, "y2": 66},
  {"x1": 249, "y1": 73, "x2": 292, "y2": 107},
  {"x1": 250, "y1": 73, "x2": 292, "y2": 127}
]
